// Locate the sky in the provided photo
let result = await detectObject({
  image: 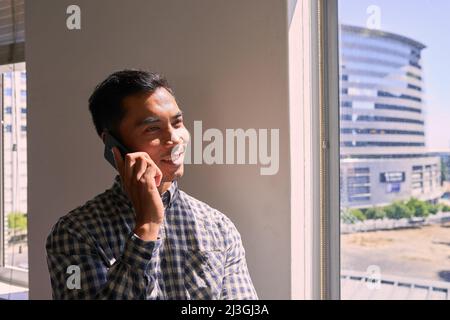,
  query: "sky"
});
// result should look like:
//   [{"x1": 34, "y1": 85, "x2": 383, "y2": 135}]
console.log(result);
[{"x1": 339, "y1": 0, "x2": 450, "y2": 149}]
